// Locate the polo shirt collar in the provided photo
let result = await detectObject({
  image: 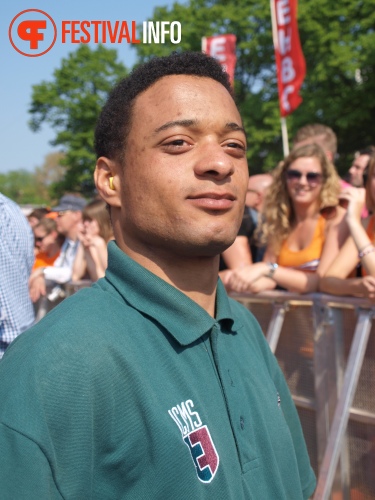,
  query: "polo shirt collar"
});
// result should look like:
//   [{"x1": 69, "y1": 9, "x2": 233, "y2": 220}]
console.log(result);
[{"x1": 105, "y1": 242, "x2": 242, "y2": 346}]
